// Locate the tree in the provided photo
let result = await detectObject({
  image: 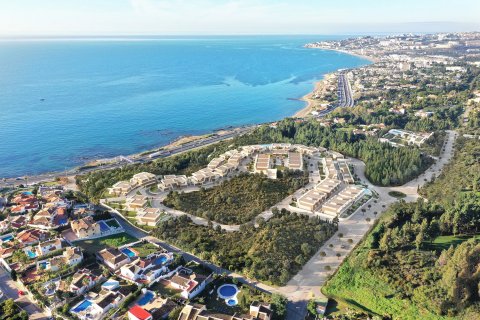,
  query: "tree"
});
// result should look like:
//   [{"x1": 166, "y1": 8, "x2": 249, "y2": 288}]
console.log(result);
[
  {"x1": 168, "y1": 307, "x2": 183, "y2": 320},
  {"x1": 271, "y1": 294, "x2": 288, "y2": 320},
  {"x1": 2, "y1": 299, "x2": 16, "y2": 317},
  {"x1": 307, "y1": 299, "x2": 317, "y2": 316},
  {"x1": 415, "y1": 231, "x2": 424, "y2": 250},
  {"x1": 336, "y1": 253, "x2": 341, "y2": 259},
  {"x1": 10, "y1": 269, "x2": 17, "y2": 281}
]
